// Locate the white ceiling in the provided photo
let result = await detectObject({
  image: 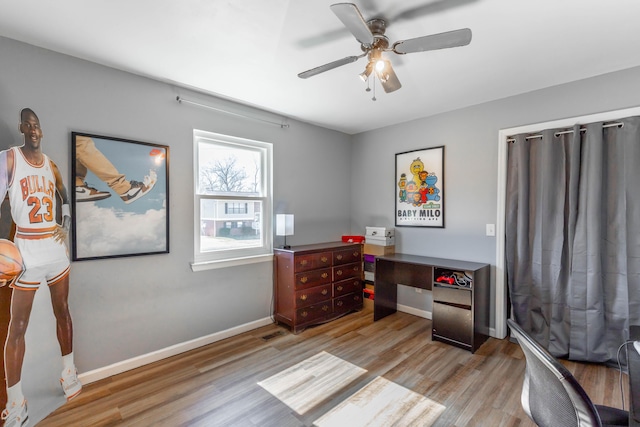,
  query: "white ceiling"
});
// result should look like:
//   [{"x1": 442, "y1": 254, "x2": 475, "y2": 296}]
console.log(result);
[{"x1": 1, "y1": 0, "x2": 640, "y2": 134}]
